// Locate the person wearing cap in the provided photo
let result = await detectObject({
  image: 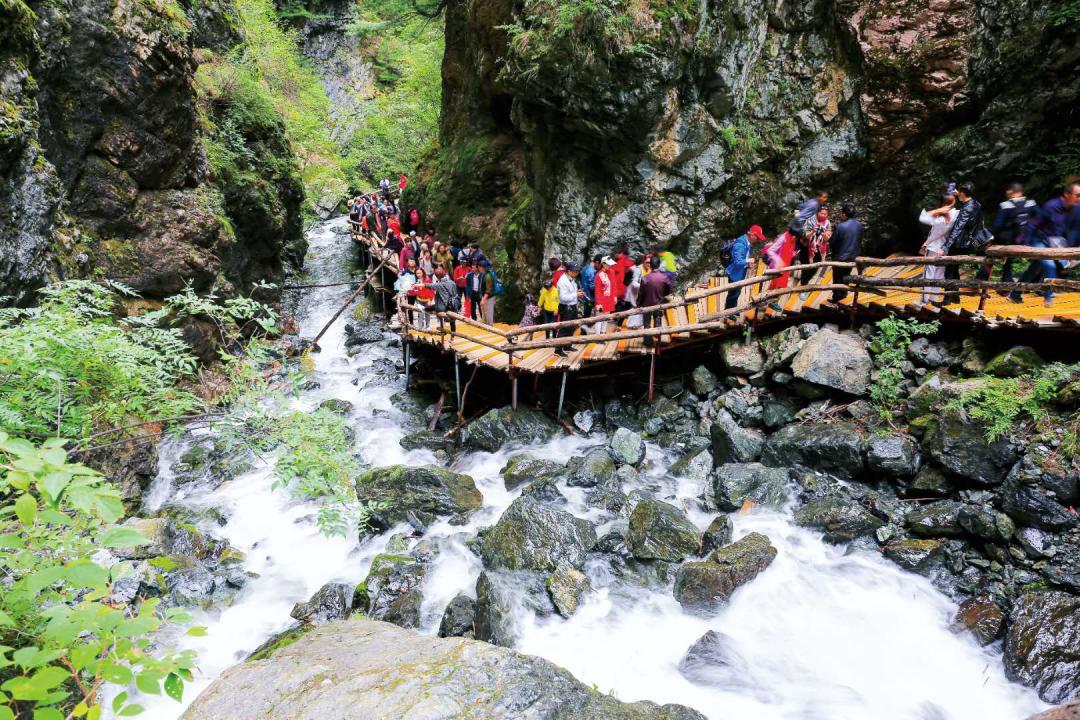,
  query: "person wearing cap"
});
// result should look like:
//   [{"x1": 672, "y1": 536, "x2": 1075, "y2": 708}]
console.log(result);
[
  {"x1": 725, "y1": 225, "x2": 766, "y2": 311},
  {"x1": 593, "y1": 256, "x2": 618, "y2": 333},
  {"x1": 555, "y1": 262, "x2": 584, "y2": 356}
]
